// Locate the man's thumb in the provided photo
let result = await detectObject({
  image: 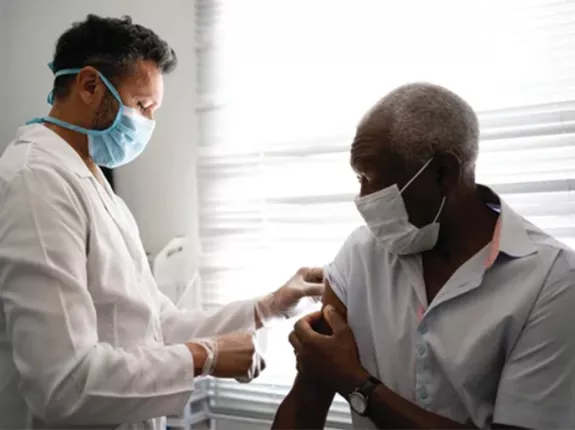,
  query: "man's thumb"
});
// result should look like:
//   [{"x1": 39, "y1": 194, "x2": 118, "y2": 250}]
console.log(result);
[{"x1": 323, "y1": 305, "x2": 347, "y2": 333}]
